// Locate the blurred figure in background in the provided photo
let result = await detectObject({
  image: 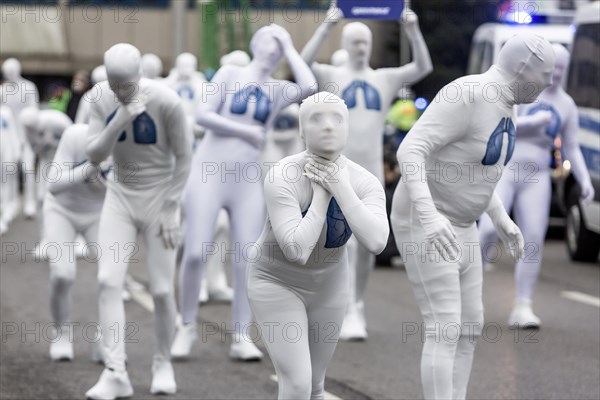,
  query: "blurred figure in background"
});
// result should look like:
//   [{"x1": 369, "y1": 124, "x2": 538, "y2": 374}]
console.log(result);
[
  {"x1": 66, "y1": 70, "x2": 91, "y2": 121},
  {"x1": 142, "y1": 53, "x2": 164, "y2": 80},
  {"x1": 0, "y1": 106, "x2": 21, "y2": 235},
  {"x1": 75, "y1": 65, "x2": 107, "y2": 124},
  {"x1": 1, "y1": 57, "x2": 39, "y2": 218},
  {"x1": 301, "y1": 6, "x2": 433, "y2": 341}
]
